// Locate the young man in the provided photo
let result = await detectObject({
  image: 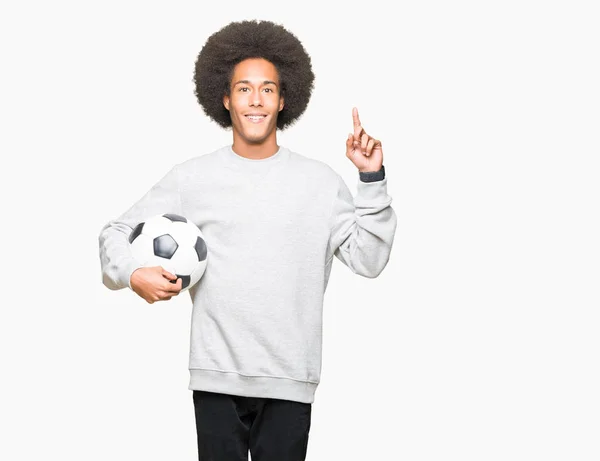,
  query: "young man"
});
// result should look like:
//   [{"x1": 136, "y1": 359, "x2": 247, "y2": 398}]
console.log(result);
[{"x1": 98, "y1": 19, "x2": 397, "y2": 461}]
